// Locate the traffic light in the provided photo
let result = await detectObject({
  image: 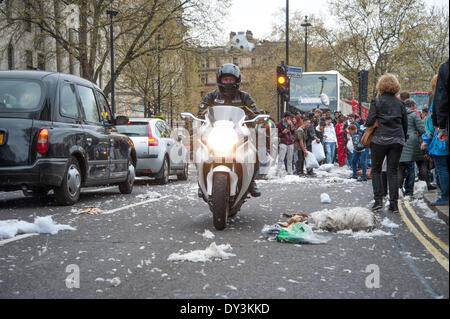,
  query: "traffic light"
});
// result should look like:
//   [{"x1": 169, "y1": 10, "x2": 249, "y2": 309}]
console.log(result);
[
  {"x1": 358, "y1": 70, "x2": 369, "y2": 102},
  {"x1": 277, "y1": 65, "x2": 290, "y2": 101}
]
